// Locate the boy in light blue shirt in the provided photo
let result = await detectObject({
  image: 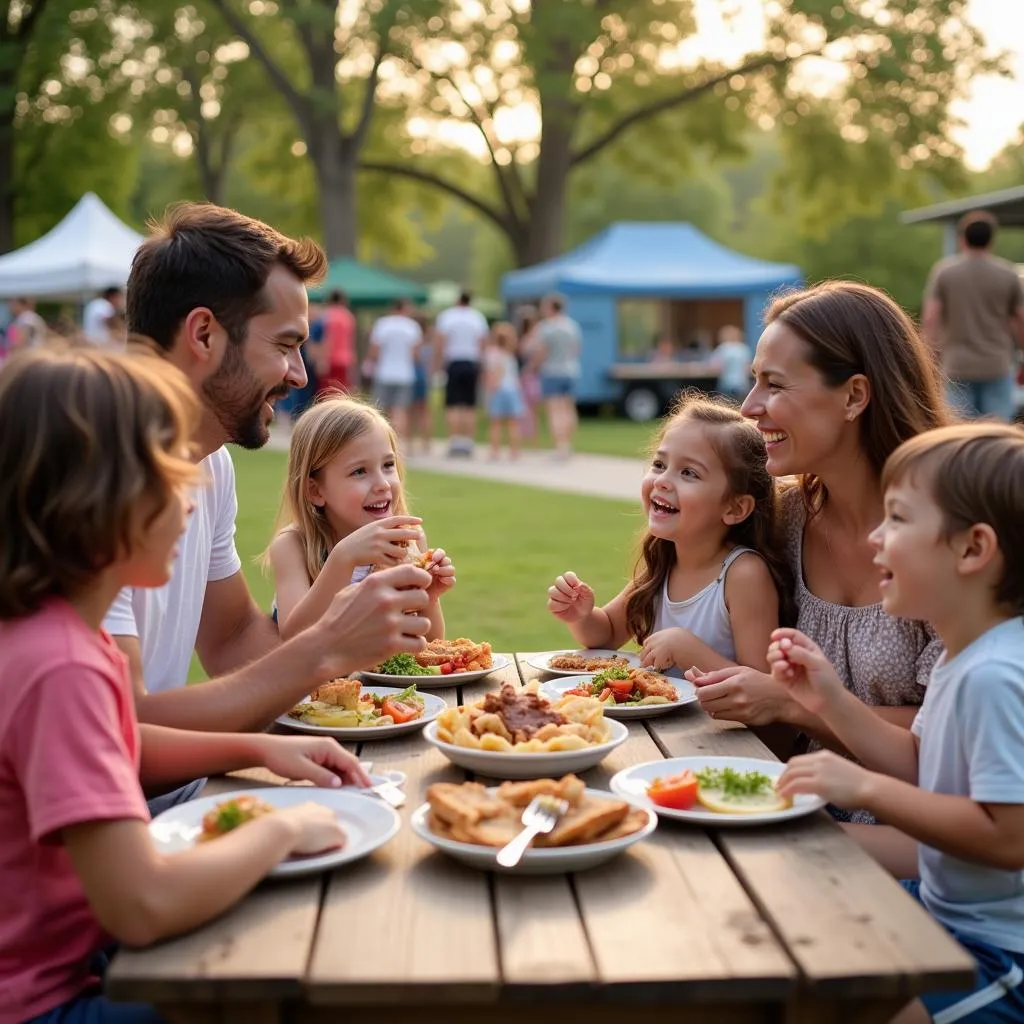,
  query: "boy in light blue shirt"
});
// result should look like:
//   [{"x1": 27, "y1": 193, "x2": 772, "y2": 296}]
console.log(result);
[{"x1": 767, "y1": 423, "x2": 1024, "y2": 1024}]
